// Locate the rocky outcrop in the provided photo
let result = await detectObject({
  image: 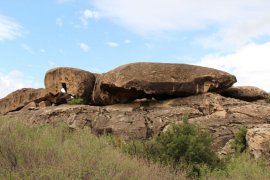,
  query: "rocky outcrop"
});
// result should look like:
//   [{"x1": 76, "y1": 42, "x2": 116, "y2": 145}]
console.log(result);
[
  {"x1": 45, "y1": 67, "x2": 96, "y2": 103},
  {"x1": 0, "y1": 88, "x2": 47, "y2": 114},
  {"x1": 92, "y1": 63, "x2": 237, "y2": 105},
  {"x1": 221, "y1": 86, "x2": 268, "y2": 101},
  {"x1": 3, "y1": 62, "x2": 270, "y2": 161},
  {"x1": 246, "y1": 124, "x2": 270, "y2": 161},
  {"x1": 6, "y1": 93, "x2": 270, "y2": 154}
]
